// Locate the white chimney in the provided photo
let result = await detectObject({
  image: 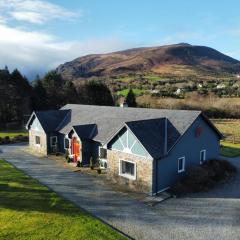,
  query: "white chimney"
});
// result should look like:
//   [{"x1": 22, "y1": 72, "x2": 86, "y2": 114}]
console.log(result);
[{"x1": 119, "y1": 97, "x2": 128, "y2": 108}]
